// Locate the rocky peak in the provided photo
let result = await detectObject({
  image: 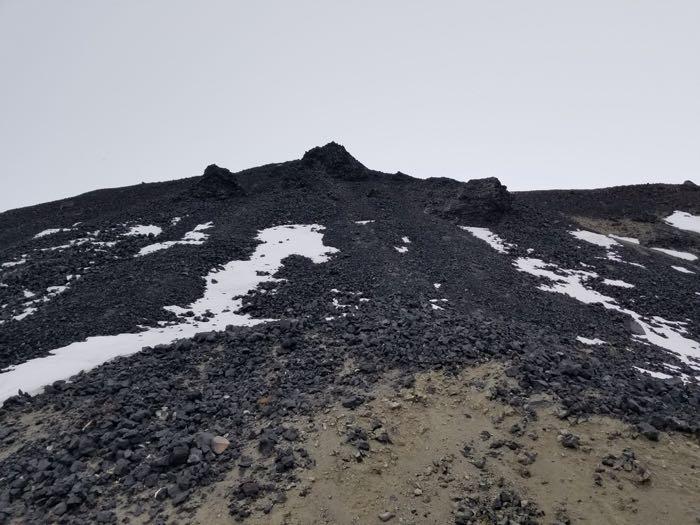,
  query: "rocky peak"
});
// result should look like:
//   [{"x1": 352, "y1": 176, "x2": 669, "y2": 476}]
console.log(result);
[
  {"x1": 301, "y1": 142, "x2": 368, "y2": 180},
  {"x1": 189, "y1": 164, "x2": 246, "y2": 199}
]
